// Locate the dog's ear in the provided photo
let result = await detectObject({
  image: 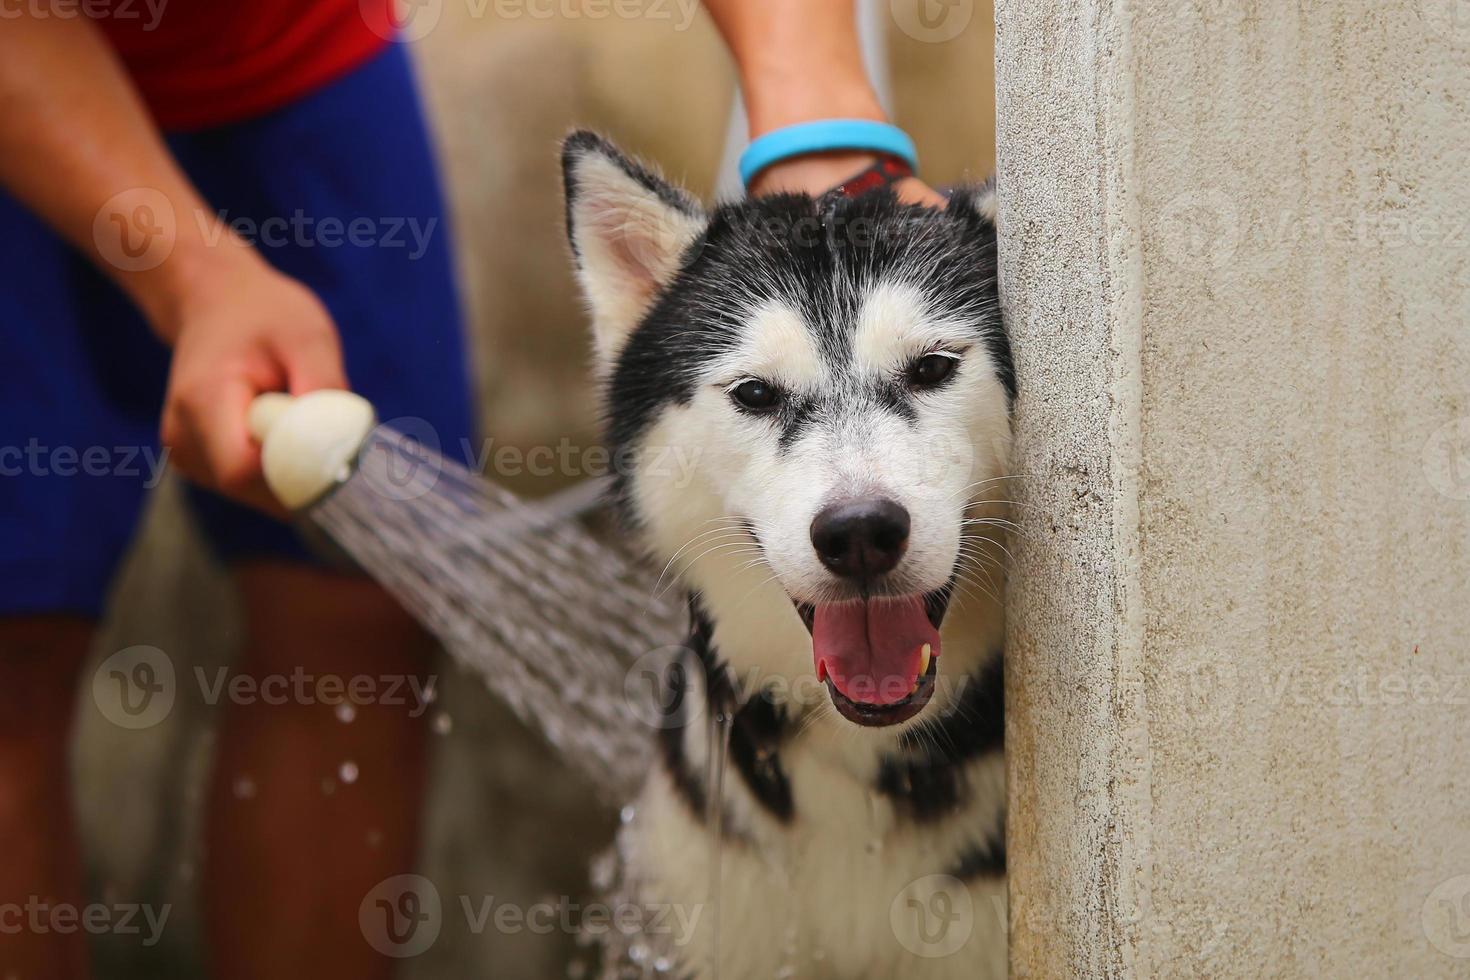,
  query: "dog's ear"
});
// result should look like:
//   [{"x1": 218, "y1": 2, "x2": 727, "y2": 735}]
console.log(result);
[
  {"x1": 562, "y1": 131, "x2": 705, "y2": 367},
  {"x1": 947, "y1": 179, "x2": 998, "y2": 230}
]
